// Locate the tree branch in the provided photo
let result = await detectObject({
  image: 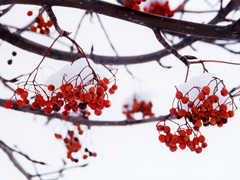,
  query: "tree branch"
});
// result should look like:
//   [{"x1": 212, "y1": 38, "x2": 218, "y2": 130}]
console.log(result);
[
  {"x1": 0, "y1": 0, "x2": 238, "y2": 66},
  {"x1": 0, "y1": 140, "x2": 33, "y2": 179},
  {"x1": 0, "y1": 98, "x2": 168, "y2": 126},
  {"x1": 0, "y1": 0, "x2": 240, "y2": 39}
]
